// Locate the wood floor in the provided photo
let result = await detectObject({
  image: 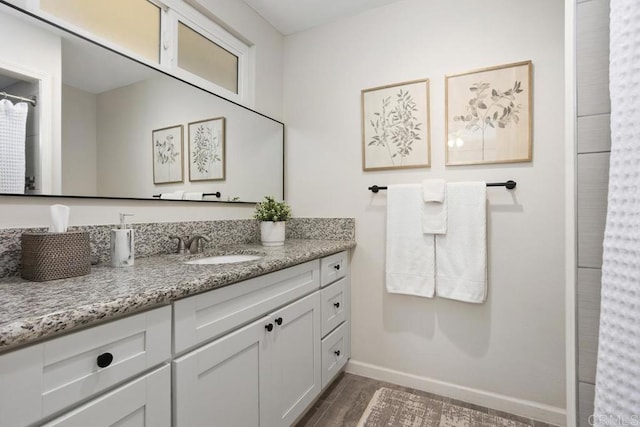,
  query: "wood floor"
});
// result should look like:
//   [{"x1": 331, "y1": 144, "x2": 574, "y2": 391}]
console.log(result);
[{"x1": 295, "y1": 373, "x2": 556, "y2": 427}]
